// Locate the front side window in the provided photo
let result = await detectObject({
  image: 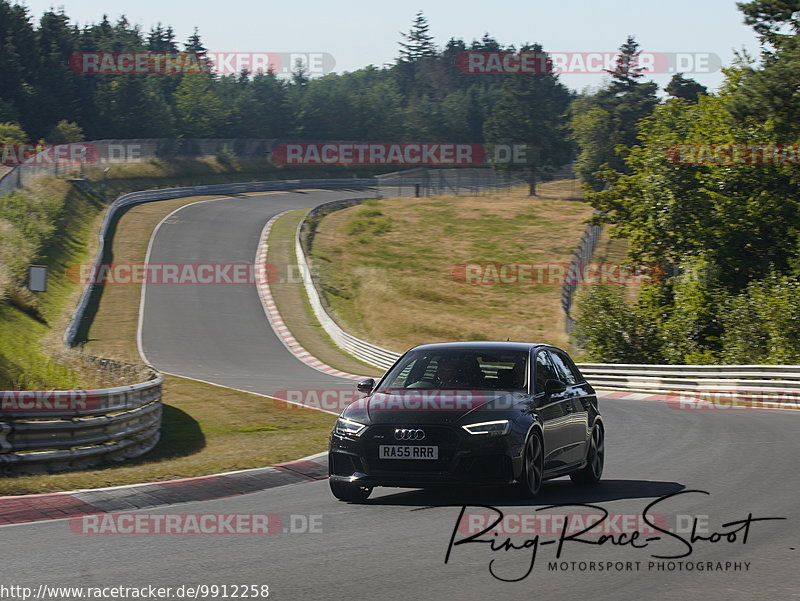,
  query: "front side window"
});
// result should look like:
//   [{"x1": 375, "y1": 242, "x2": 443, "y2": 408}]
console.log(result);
[
  {"x1": 534, "y1": 351, "x2": 557, "y2": 394},
  {"x1": 549, "y1": 351, "x2": 577, "y2": 385}
]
